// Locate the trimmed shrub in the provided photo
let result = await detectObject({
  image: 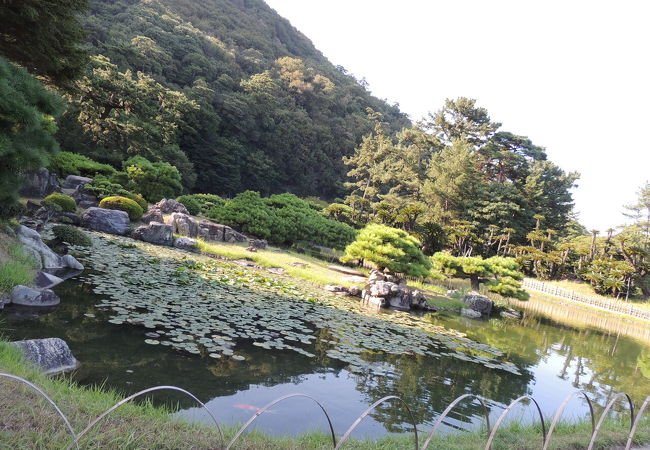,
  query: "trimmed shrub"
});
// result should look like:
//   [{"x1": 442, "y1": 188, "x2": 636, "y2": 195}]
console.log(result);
[
  {"x1": 52, "y1": 225, "x2": 92, "y2": 246},
  {"x1": 123, "y1": 192, "x2": 147, "y2": 211},
  {"x1": 99, "y1": 196, "x2": 143, "y2": 220},
  {"x1": 47, "y1": 151, "x2": 116, "y2": 178},
  {"x1": 176, "y1": 195, "x2": 201, "y2": 216},
  {"x1": 177, "y1": 194, "x2": 224, "y2": 216},
  {"x1": 43, "y1": 193, "x2": 76, "y2": 212}
]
